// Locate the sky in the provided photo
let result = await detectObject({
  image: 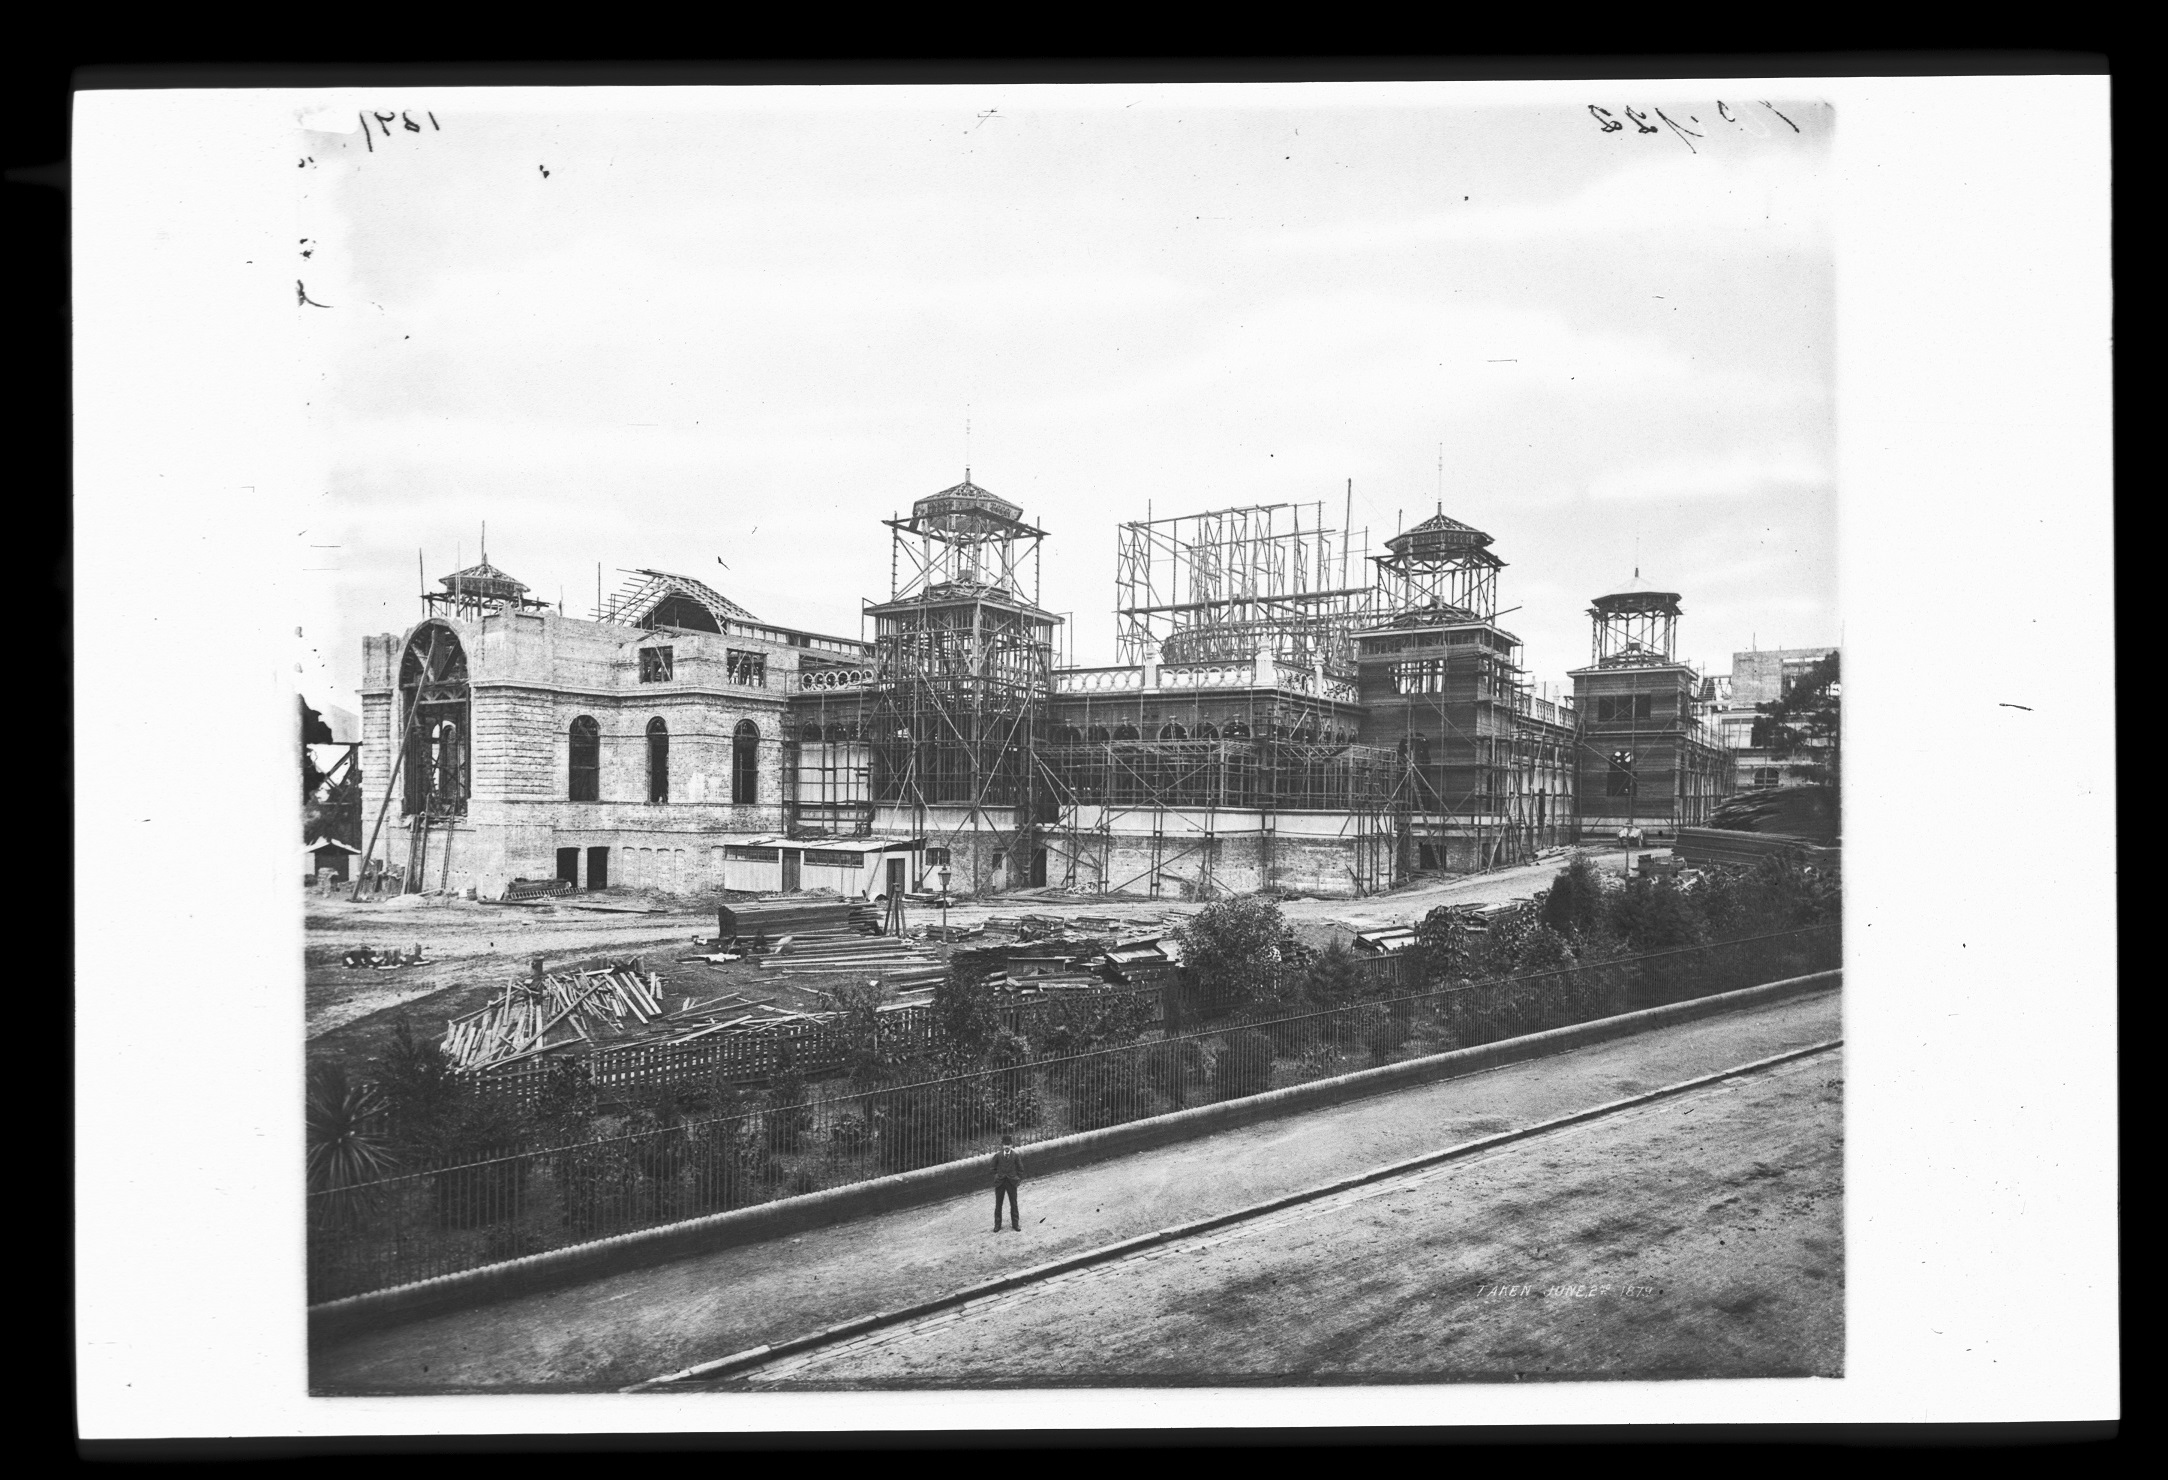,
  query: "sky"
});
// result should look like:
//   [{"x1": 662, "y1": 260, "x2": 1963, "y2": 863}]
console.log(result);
[{"x1": 295, "y1": 88, "x2": 1835, "y2": 716}]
